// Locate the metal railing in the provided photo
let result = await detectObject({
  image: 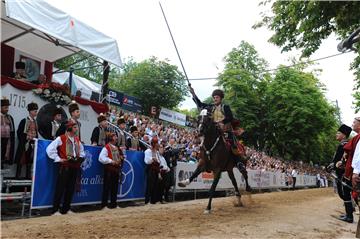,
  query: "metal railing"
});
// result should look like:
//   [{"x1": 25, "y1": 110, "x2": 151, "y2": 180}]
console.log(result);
[{"x1": 106, "y1": 121, "x2": 151, "y2": 148}]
